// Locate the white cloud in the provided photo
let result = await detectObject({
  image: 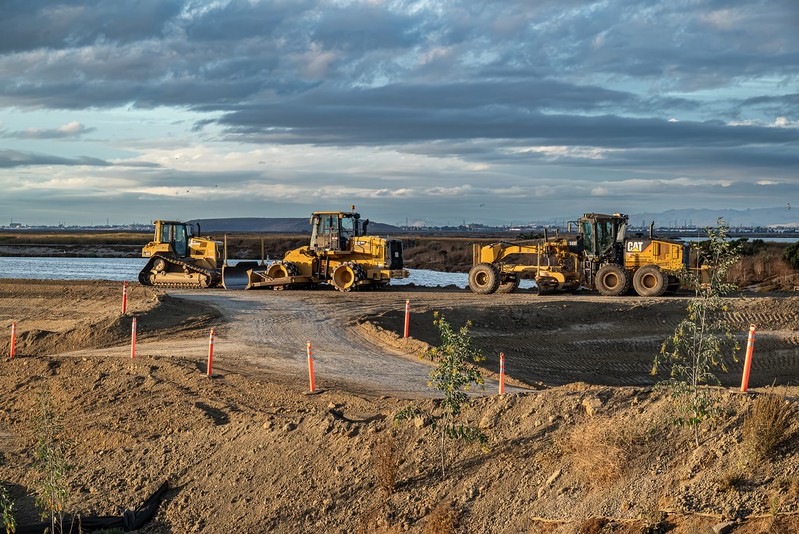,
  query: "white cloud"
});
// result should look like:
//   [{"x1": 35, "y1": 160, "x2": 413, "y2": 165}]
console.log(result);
[
  {"x1": 0, "y1": 0, "x2": 797, "y2": 225},
  {"x1": 7, "y1": 121, "x2": 94, "y2": 139},
  {"x1": 699, "y1": 9, "x2": 743, "y2": 31},
  {"x1": 510, "y1": 145, "x2": 617, "y2": 160}
]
